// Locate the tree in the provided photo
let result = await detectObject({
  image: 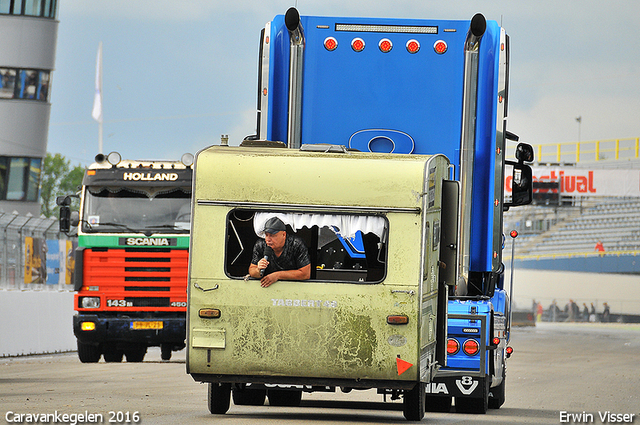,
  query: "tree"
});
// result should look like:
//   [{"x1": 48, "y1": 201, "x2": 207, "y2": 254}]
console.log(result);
[{"x1": 40, "y1": 153, "x2": 84, "y2": 218}]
